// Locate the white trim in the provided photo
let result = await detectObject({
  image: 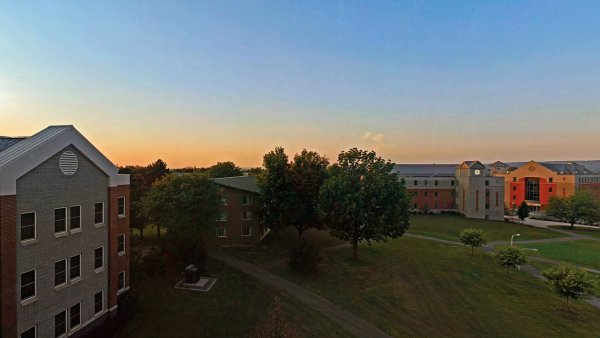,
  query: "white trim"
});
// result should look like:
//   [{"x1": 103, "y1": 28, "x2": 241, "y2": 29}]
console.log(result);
[
  {"x1": 69, "y1": 302, "x2": 81, "y2": 331},
  {"x1": 117, "y1": 285, "x2": 130, "y2": 296},
  {"x1": 117, "y1": 234, "x2": 126, "y2": 255},
  {"x1": 117, "y1": 271, "x2": 126, "y2": 293},
  {"x1": 69, "y1": 205, "x2": 81, "y2": 231},
  {"x1": 216, "y1": 227, "x2": 227, "y2": 237},
  {"x1": 69, "y1": 254, "x2": 82, "y2": 281},
  {"x1": 0, "y1": 126, "x2": 129, "y2": 195},
  {"x1": 109, "y1": 305, "x2": 118, "y2": 312},
  {"x1": 20, "y1": 326, "x2": 36, "y2": 338},
  {"x1": 54, "y1": 207, "x2": 68, "y2": 234},
  {"x1": 94, "y1": 202, "x2": 105, "y2": 225},
  {"x1": 54, "y1": 258, "x2": 68, "y2": 288},
  {"x1": 242, "y1": 226, "x2": 252, "y2": 237},
  {"x1": 117, "y1": 196, "x2": 126, "y2": 217},
  {"x1": 94, "y1": 246, "x2": 105, "y2": 272},
  {"x1": 20, "y1": 269, "x2": 36, "y2": 305},
  {"x1": 94, "y1": 291, "x2": 104, "y2": 315},
  {"x1": 55, "y1": 309, "x2": 67, "y2": 338},
  {"x1": 19, "y1": 211, "x2": 36, "y2": 243}
]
